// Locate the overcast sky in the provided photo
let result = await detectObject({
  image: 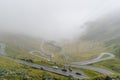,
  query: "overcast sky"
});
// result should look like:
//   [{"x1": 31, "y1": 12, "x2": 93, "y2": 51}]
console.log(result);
[{"x1": 0, "y1": 0, "x2": 120, "y2": 41}]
